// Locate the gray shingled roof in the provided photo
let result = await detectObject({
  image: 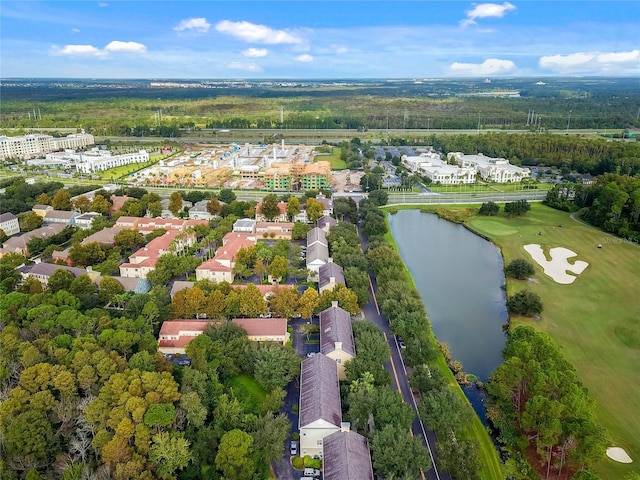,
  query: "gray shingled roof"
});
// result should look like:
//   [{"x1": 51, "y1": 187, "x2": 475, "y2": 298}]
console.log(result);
[
  {"x1": 320, "y1": 303, "x2": 355, "y2": 356},
  {"x1": 317, "y1": 215, "x2": 337, "y2": 230},
  {"x1": 306, "y1": 227, "x2": 327, "y2": 247},
  {"x1": 44, "y1": 210, "x2": 75, "y2": 220},
  {"x1": 22, "y1": 263, "x2": 86, "y2": 278},
  {"x1": 0, "y1": 212, "x2": 17, "y2": 223},
  {"x1": 318, "y1": 262, "x2": 345, "y2": 290},
  {"x1": 3, "y1": 224, "x2": 66, "y2": 250},
  {"x1": 323, "y1": 430, "x2": 374, "y2": 480},
  {"x1": 299, "y1": 353, "x2": 341, "y2": 429},
  {"x1": 306, "y1": 242, "x2": 329, "y2": 264}
]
